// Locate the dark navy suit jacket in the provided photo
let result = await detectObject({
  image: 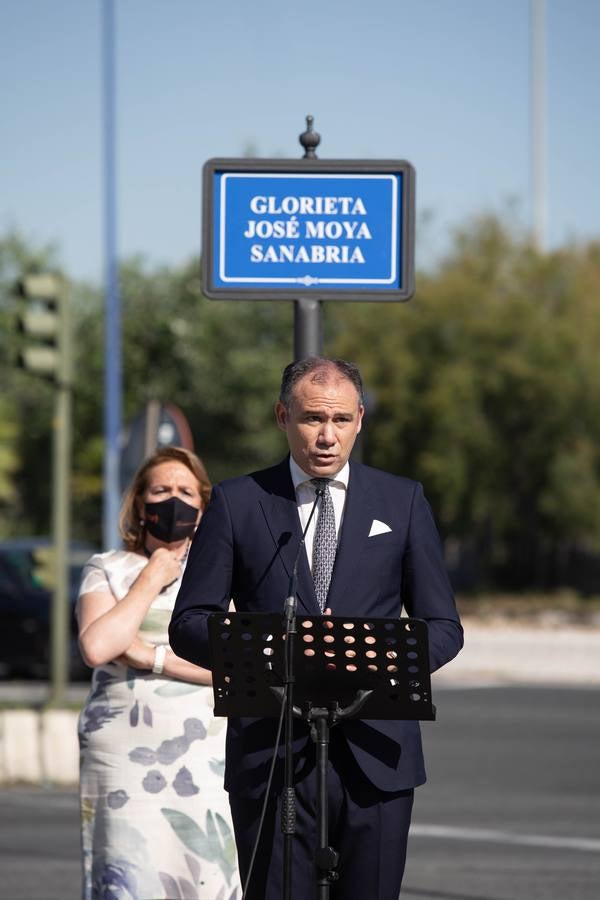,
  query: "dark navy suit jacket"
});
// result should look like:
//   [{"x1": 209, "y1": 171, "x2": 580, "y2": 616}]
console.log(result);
[{"x1": 170, "y1": 458, "x2": 463, "y2": 798}]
